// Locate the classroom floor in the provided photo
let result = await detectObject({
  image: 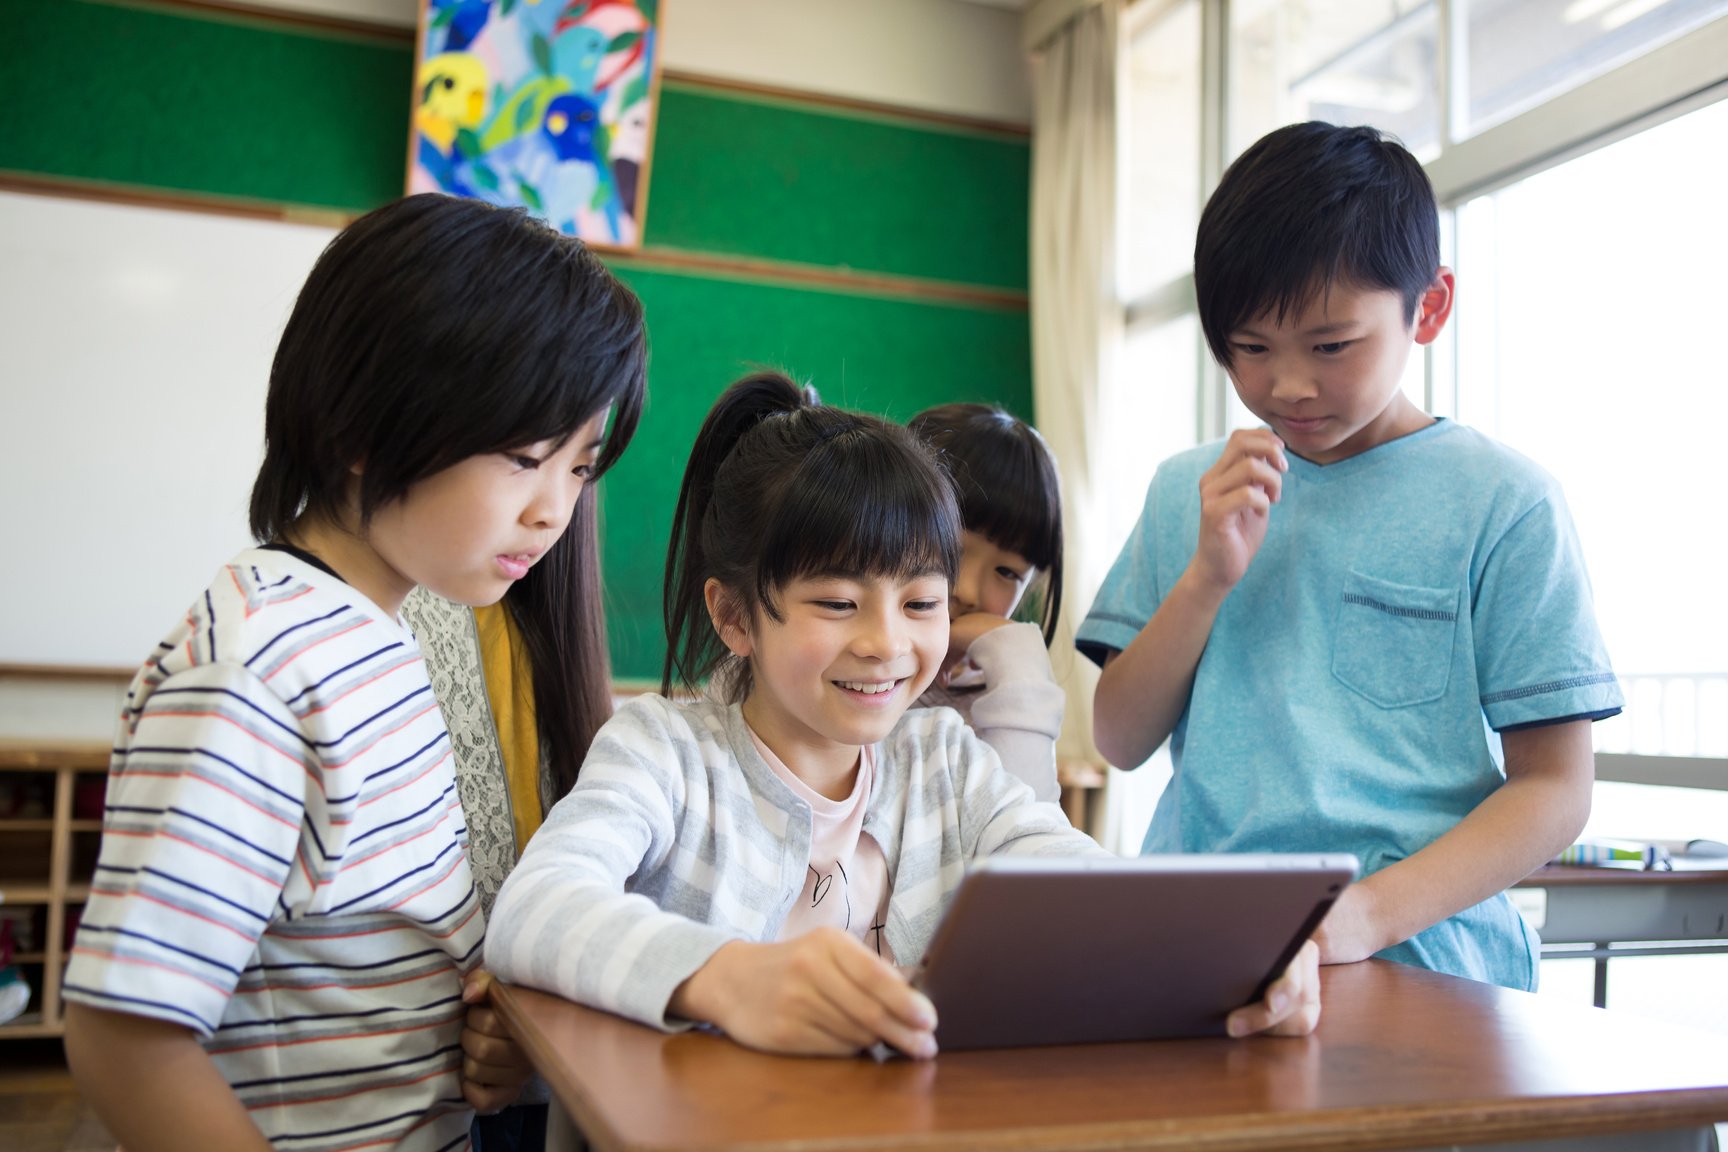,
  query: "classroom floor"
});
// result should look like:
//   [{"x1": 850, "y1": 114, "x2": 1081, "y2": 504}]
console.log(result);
[{"x1": 0, "y1": 1040, "x2": 113, "y2": 1152}]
